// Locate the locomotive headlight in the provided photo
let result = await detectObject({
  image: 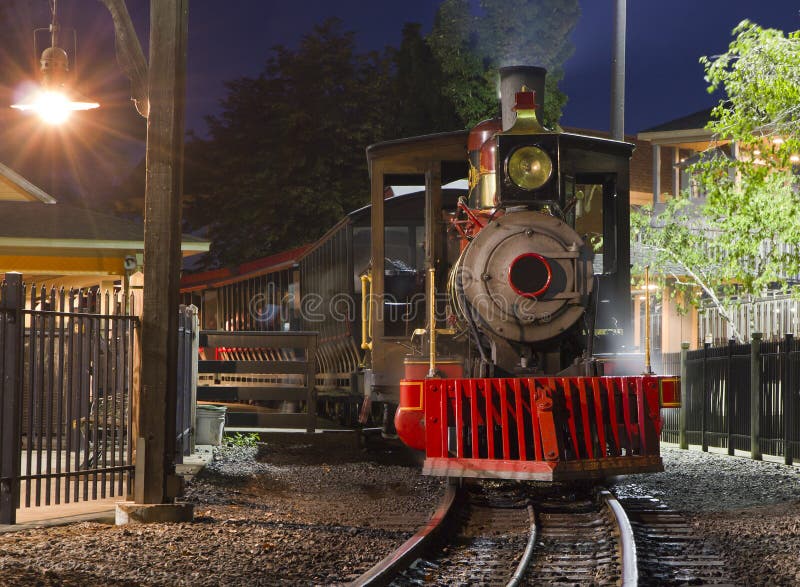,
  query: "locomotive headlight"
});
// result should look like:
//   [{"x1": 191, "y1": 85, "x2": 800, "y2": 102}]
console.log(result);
[{"x1": 507, "y1": 146, "x2": 552, "y2": 190}]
